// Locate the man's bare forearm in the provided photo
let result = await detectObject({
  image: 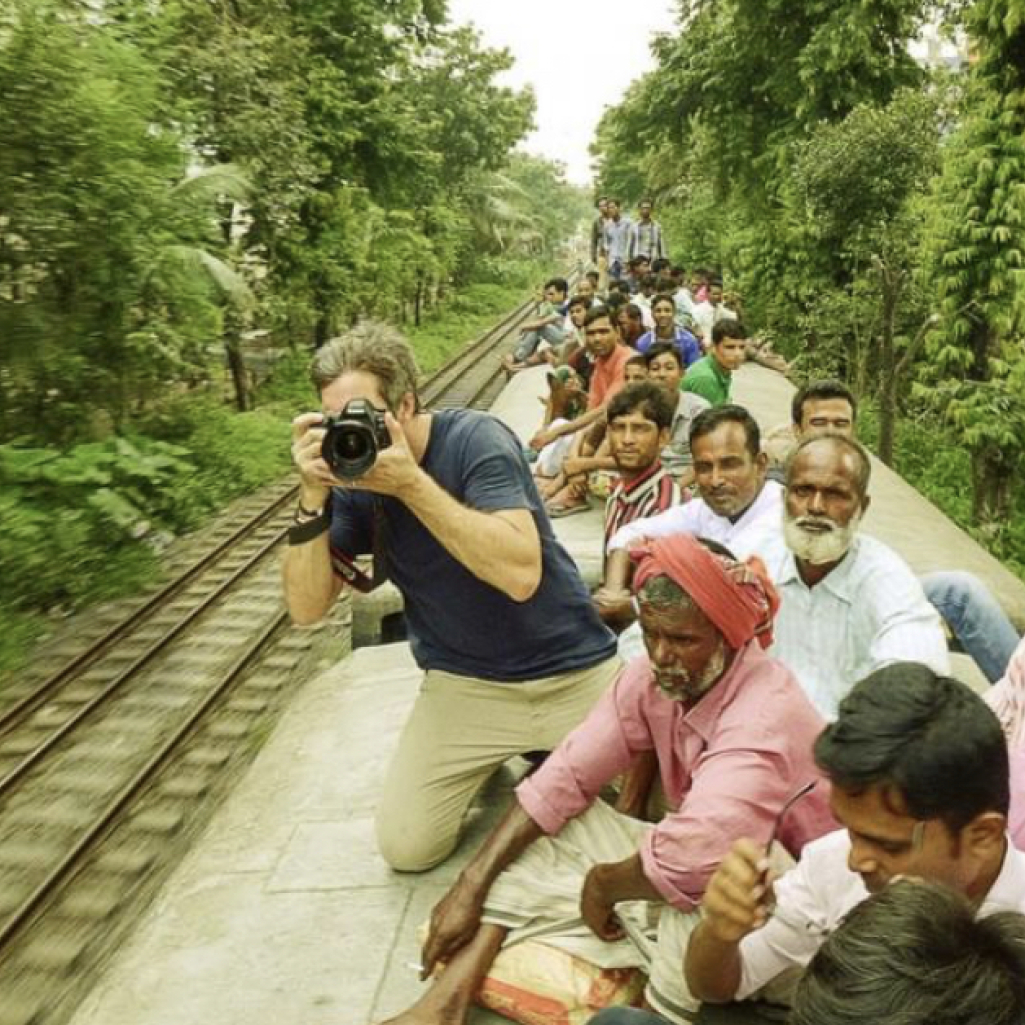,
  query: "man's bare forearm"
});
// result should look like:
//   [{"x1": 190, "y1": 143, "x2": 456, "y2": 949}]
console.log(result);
[
  {"x1": 685, "y1": 920, "x2": 744, "y2": 1003},
  {"x1": 402, "y1": 469, "x2": 541, "y2": 602},
  {"x1": 460, "y1": 801, "x2": 545, "y2": 896},
  {"x1": 282, "y1": 529, "x2": 343, "y2": 625}
]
